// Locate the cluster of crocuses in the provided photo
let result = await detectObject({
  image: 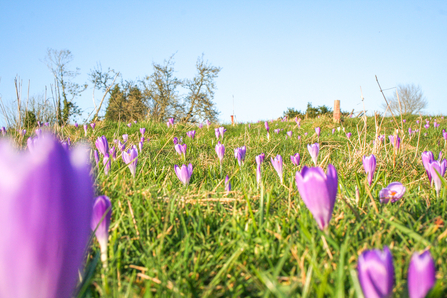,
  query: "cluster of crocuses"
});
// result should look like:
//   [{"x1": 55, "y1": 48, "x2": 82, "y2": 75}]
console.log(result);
[
  {"x1": 0, "y1": 134, "x2": 113, "y2": 298},
  {"x1": 358, "y1": 247, "x2": 436, "y2": 298},
  {"x1": 214, "y1": 126, "x2": 226, "y2": 139}
]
